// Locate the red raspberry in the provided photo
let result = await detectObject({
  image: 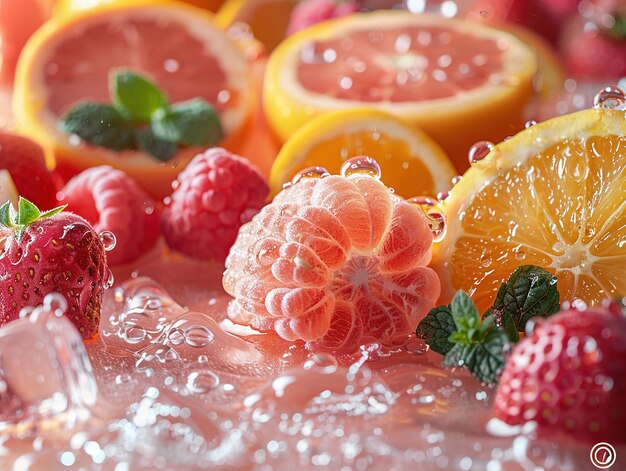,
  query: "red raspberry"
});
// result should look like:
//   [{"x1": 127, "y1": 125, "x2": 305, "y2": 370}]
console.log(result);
[
  {"x1": 161, "y1": 148, "x2": 269, "y2": 262},
  {"x1": 58, "y1": 166, "x2": 160, "y2": 266},
  {"x1": 0, "y1": 131, "x2": 57, "y2": 209},
  {"x1": 494, "y1": 305, "x2": 626, "y2": 443}
]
